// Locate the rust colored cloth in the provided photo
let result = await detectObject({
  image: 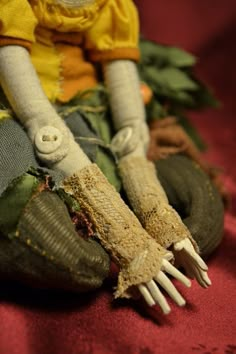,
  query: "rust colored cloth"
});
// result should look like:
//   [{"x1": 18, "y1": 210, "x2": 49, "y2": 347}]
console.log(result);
[
  {"x1": 147, "y1": 117, "x2": 227, "y2": 200},
  {"x1": 0, "y1": 1, "x2": 235, "y2": 353}
]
